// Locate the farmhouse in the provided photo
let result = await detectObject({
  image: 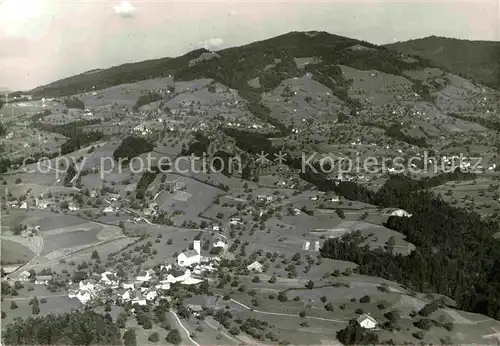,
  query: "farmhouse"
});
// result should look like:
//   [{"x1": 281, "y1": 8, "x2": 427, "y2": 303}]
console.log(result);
[
  {"x1": 357, "y1": 314, "x2": 378, "y2": 329},
  {"x1": 390, "y1": 209, "x2": 412, "y2": 217},
  {"x1": 213, "y1": 239, "x2": 226, "y2": 248},
  {"x1": 330, "y1": 195, "x2": 340, "y2": 202},
  {"x1": 19, "y1": 270, "x2": 31, "y2": 281},
  {"x1": 247, "y1": 261, "x2": 263, "y2": 273},
  {"x1": 136, "y1": 269, "x2": 155, "y2": 282},
  {"x1": 145, "y1": 290, "x2": 158, "y2": 301},
  {"x1": 121, "y1": 290, "x2": 131, "y2": 302},
  {"x1": 69, "y1": 289, "x2": 93, "y2": 305},
  {"x1": 35, "y1": 199, "x2": 52, "y2": 209},
  {"x1": 166, "y1": 269, "x2": 191, "y2": 284},
  {"x1": 187, "y1": 304, "x2": 204, "y2": 317},
  {"x1": 383, "y1": 208, "x2": 412, "y2": 218},
  {"x1": 103, "y1": 206, "x2": 115, "y2": 213}
]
